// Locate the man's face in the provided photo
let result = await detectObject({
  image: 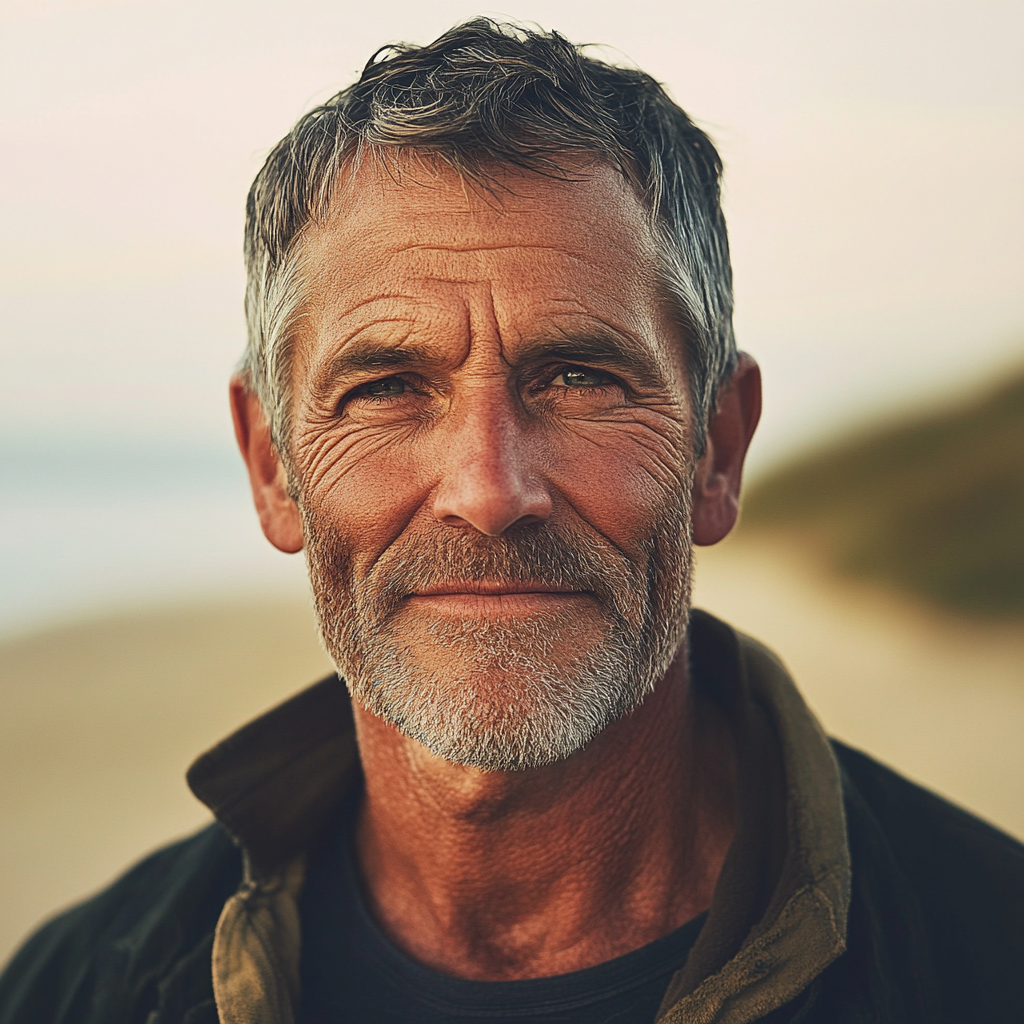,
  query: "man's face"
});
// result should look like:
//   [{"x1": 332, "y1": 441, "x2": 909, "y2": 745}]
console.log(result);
[{"x1": 289, "y1": 155, "x2": 697, "y2": 770}]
